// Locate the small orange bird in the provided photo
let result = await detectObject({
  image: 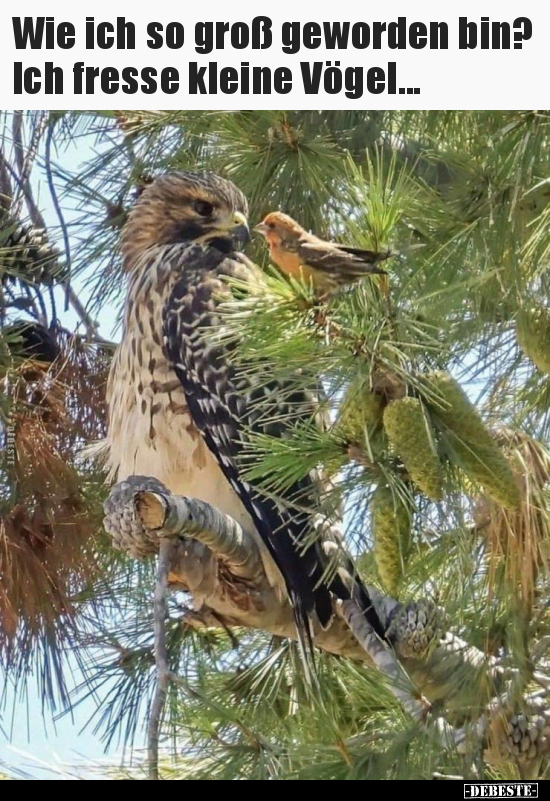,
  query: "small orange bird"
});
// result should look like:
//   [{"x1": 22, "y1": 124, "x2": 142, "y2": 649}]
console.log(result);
[{"x1": 255, "y1": 211, "x2": 390, "y2": 291}]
